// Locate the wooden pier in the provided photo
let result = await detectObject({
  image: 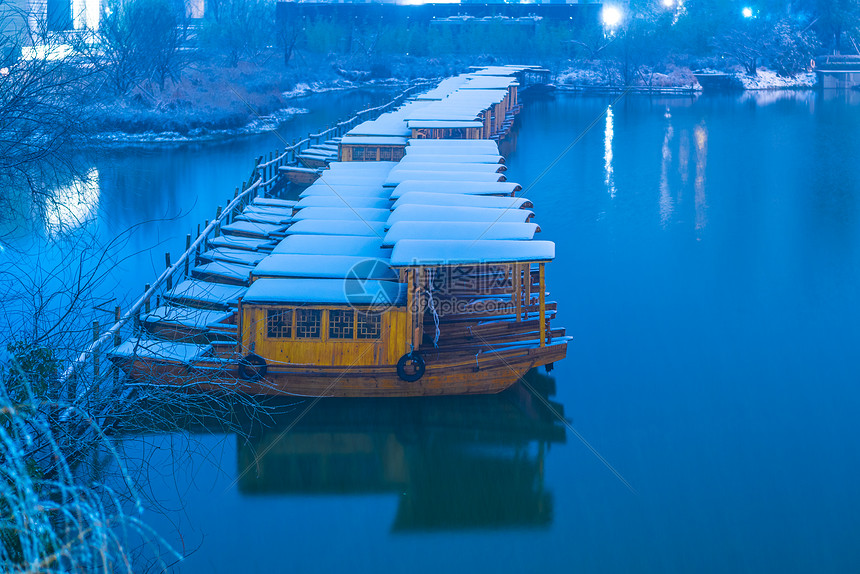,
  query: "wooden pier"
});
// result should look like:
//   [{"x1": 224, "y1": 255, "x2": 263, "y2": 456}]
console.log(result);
[{"x1": 63, "y1": 66, "x2": 568, "y2": 401}]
